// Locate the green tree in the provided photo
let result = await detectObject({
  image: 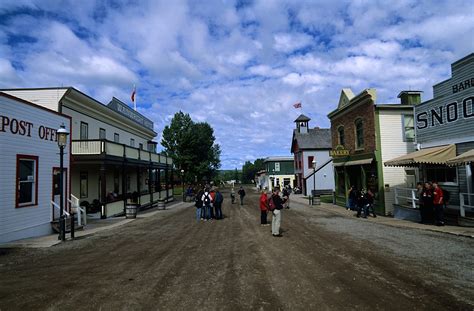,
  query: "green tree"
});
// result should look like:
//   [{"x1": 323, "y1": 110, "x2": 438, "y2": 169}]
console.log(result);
[
  {"x1": 161, "y1": 111, "x2": 221, "y2": 182},
  {"x1": 241, "y1": 158, "x2": 265, "y2": 183}
]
